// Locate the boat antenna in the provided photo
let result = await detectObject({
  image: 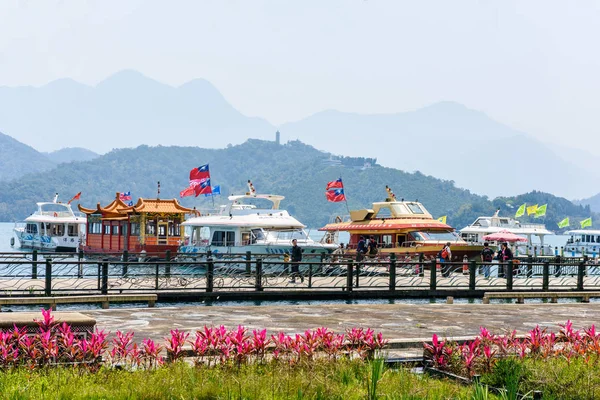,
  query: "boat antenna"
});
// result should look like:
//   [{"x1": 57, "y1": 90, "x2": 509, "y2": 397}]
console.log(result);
[
  {"x1": 157, "y1": 181, "x2": 160, "y2": 199},
  {"x1": 53, "y1": 193, "x2": 59, "y2": 203}
]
